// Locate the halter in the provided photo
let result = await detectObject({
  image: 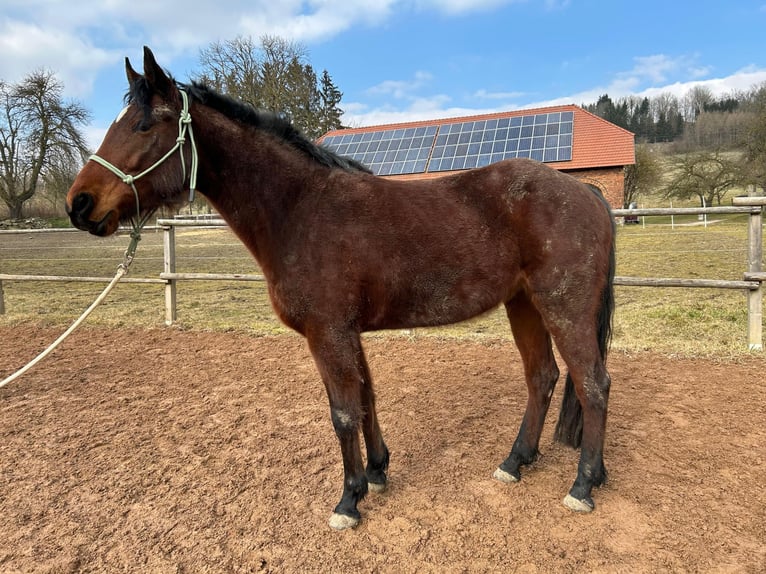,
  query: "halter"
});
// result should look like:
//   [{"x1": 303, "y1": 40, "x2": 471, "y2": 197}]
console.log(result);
[{"x1": 88, "y1": 89, "x2": 199, "y2": 265}]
